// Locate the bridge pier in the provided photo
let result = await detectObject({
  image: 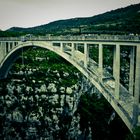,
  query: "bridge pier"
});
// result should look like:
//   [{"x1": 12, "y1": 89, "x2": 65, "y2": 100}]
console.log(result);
[
  {"x1": 129, "y1": 46, "x2": 135, "y2": 95},
  {"x1": 60, "y1": 42, "x2": 63, "y2": 52},
  {"x1": 71, "y1": 43, "x2": 74, "y2": 58},
  {"x1": 113, "y1": 44, "x2": 120, "y2": 100},
  {"x1": 133, "y1": 45, "x2": 140, "y2": 126},
  {"x1": 84, "y1": 43, "x2": 88, "y2": 68},
  {"x1": 113, "y1": 45, "x2": 116, "y2": 77},
  {"x1": 98, "y1": 43, "x2": 103, "y2": 82},
  {"x1": 75, "y1": 43, "x2": 78, "y2": 50},
  {"x1": 0, "y1": 42, "x2": 6, "y2": 63}
]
